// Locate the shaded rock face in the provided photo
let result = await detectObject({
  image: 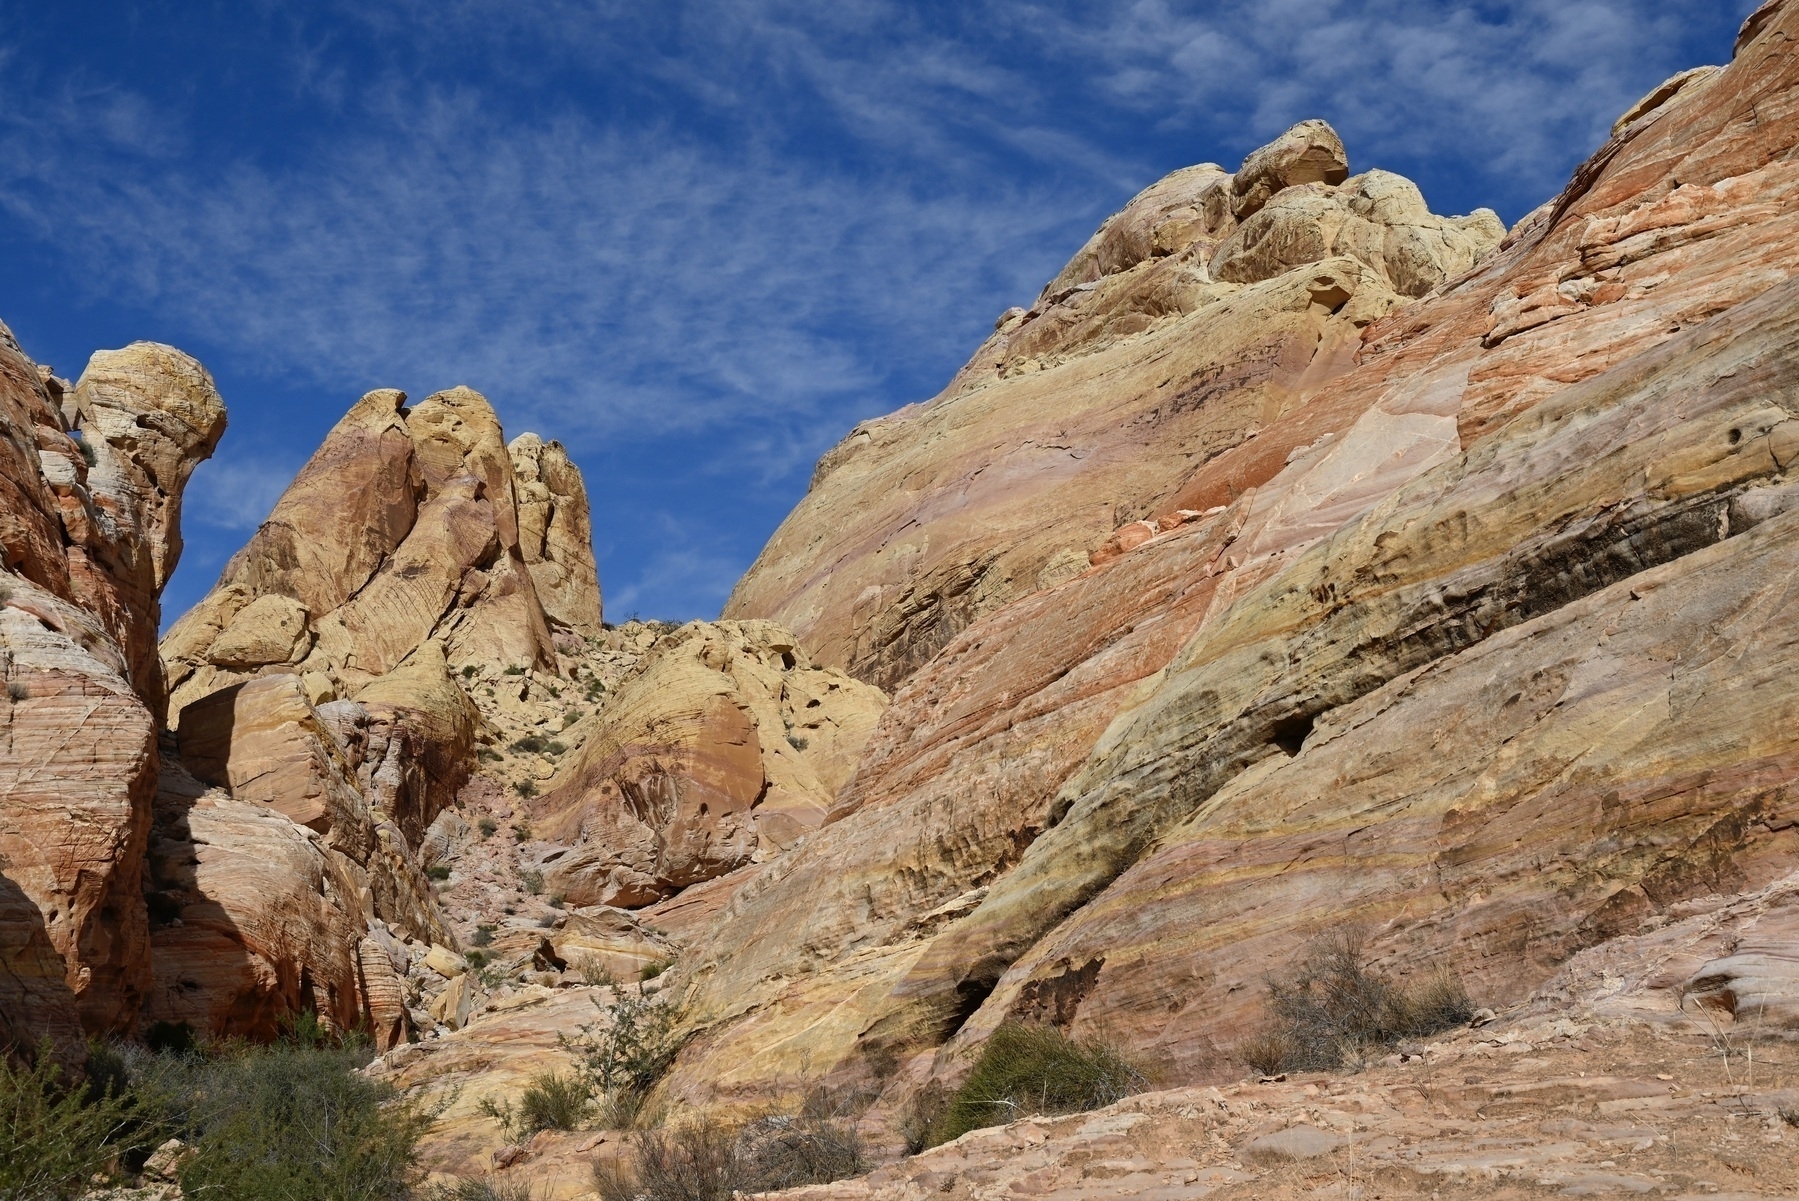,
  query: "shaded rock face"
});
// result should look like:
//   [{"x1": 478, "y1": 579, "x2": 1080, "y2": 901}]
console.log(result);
[
  {"x1": 664, "y1": 6, "x2": 1799, "y2": 1101},
  {"x1": 725, "y1": 120, "x2": 1502, "y2": 692},
  {"x1": 162, "y1": 385, "x2": 593, "y2": 718},
  {"x1": 532, "y1": 620, "x2": 886, "y2": 908},
  {"x1": 0, "y1": 332, "x2": 223, "y2": 1058}
]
